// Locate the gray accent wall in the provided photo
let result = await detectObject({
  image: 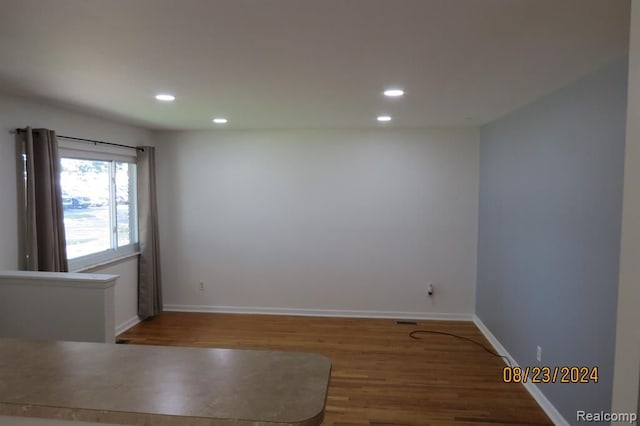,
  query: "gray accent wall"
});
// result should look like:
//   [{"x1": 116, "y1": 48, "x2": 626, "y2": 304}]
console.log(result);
[{"x1": 477, "y1": 59, "x2": 628, "y2": 423}]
